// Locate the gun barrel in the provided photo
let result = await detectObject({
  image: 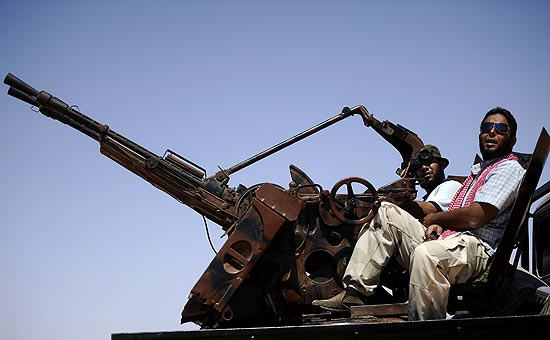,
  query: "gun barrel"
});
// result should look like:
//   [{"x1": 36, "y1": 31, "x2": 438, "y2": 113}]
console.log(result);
[
  {"x1": 4, "y1": 73, "x2": 39, "y2": 98},
  {"x1": 7, "y1": 87, "x2": 37, "y2": 106},
  {"x1": 4, "y1": 73, "x2": 239, "y2": 230}
]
